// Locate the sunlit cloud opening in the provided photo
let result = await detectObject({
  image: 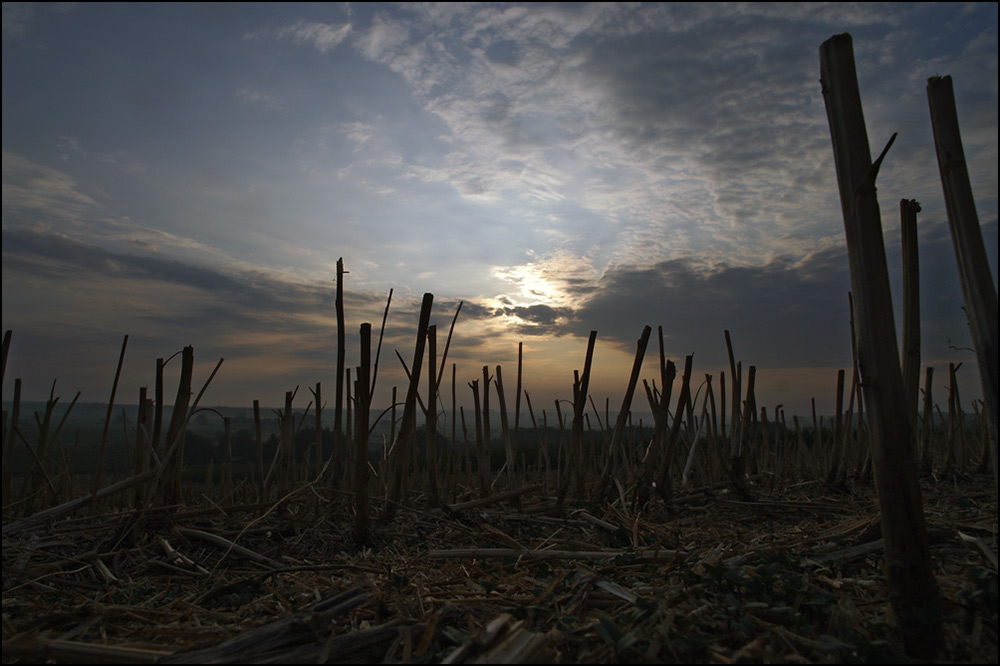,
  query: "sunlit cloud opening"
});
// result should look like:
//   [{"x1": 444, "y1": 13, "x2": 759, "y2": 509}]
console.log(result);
[{"x1": 492, "y1": 263, "x2": 565, "y2": 308}]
